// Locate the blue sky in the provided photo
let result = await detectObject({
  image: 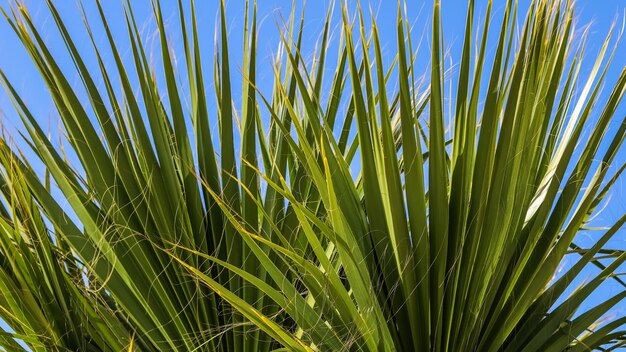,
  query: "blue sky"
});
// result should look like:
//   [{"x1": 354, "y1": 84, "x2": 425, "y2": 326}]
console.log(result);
[{"x1": 0, "y1": 0, "x2": 625, "y2": 349}]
